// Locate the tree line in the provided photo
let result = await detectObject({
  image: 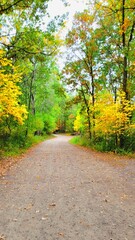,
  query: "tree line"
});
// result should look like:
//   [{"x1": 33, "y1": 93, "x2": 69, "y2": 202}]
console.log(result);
[
  {"x1": 63, "y1": 0, "x2": 135, "y2": 153},
  {"x1": 0, "y1": 0, "x2": 68, "y2": 154},
  {"x1": 0, "y1": 0, "x2": 135, "y2": 155}
]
